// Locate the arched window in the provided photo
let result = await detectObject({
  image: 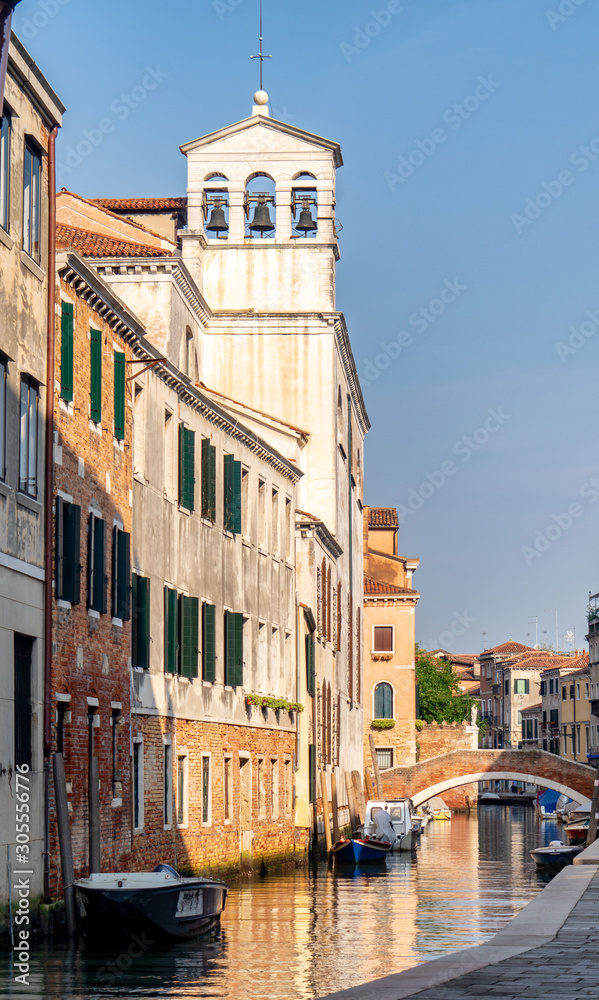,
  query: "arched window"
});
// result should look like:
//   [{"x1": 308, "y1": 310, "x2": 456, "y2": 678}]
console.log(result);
[
  {"x1": 203, "y1": 173, "x2": 229, "y2": 240},
  {"x1": 374, "y1": 682, "x2": 393, "y2": 720},
  {"x1": 291, "y1": 172, "x2": 317, "y2": 239},
  {"x1": 245, "y1": 173, "x2": 276, "y2": 238}
]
